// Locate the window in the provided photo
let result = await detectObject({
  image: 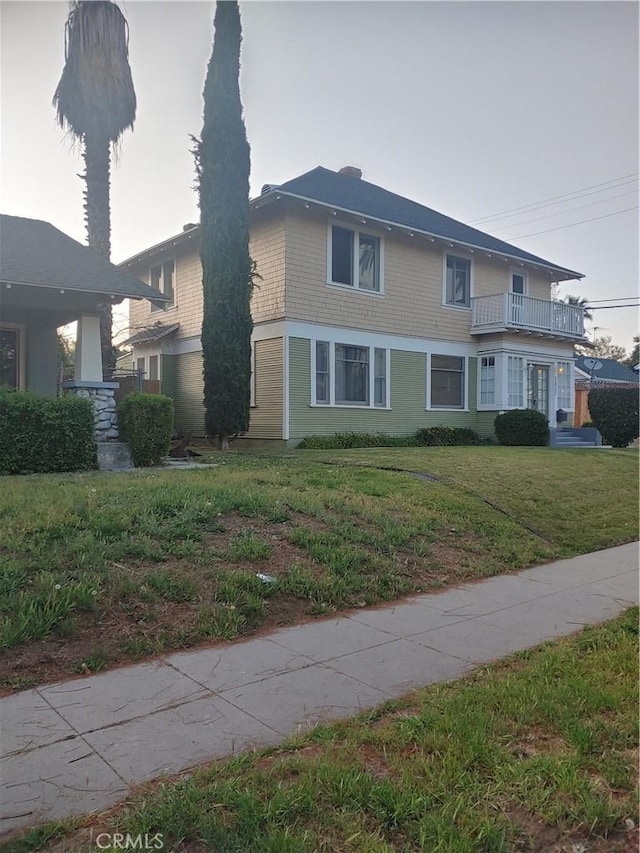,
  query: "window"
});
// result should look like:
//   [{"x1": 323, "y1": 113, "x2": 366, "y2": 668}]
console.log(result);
[
  {"x1": 148, "y1": 355, "x2": 159, "y2": 381},
  {"x1": 511, "y1": 272, "x2": 526, "y2": 294},
  {"x1": 445, "y1": 255, "x2": 471, "y2": 308},
  {"x1": 480, "y1": 356, "x2": 495, "y2": 405},
  {"x1": 136, "y1": 357, "x2": 146, "y2": 376},
  {"x1": 336, "y1": 344, "x2": 369, "y2": 405},
  {"x1": 374, "y1": 348, "x2": 387, "y2": 407},
  {"x1": 329, "y1": 225, "x2": 381, "y2": 292},
  {"x1": 430, "y1": 355, "x2": 465, "y2": 409},
  {"x1": 150, "y1": 259, "x2": 175, "y2": 311},
  {"x1": 556, "y1": 361, "x2": 573, "y2": 409},
  {"x1": 507, "y1": 355, "x2": 524, "y2": 407},
  {"x1": 313, "y1": 341, "x2": 389, "y2": 407},
  {"x1": 315, "y1": 341, "x2": 330, "y2": 404},
  {"x1": 0, "y1": 327, "x2": 20, "y2": 389}
]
